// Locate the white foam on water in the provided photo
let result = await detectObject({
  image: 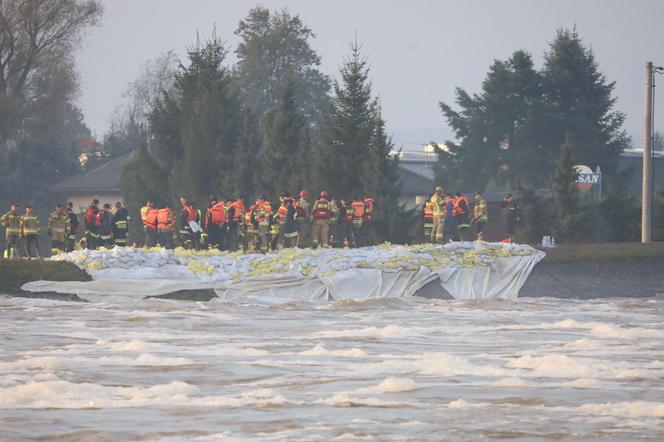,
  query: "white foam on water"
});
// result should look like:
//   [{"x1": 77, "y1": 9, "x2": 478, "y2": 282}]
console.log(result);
[
  {"x1": 95, "y1": 339, "x2": 149, "y2": 351},
  {"x1": 420, "y1": 353, "x2": 510, "y2": 377},
  {"x1": 2, "y1": 295, "x2": 663, "y2": 439},
  {"x1": 335, "y1": 433, "x2": 375, "y2": 441},
  {"x1": 314, "y1": 324, "x2": 419, "y2": 338},
  {"x1": 447, "y1": 399, "x2": 491, "y2": 409},
  {"x1": 490, "y1": 377, "x2": 529, "y2": 387},
  {"x1": 505, "y1": 319, "x2": 664, "y2": 340},
  {"x1": 299, "y1": 344, "x2": 367, "y2": 358},
  {"x1": 573, "y1": 401, "x2": 664, "y2": 418},
  {"x1": 355, "y1": 377, "x2": 417, "y2": 394},
  {"x1": 507, "y1": 354, "x2": 596, "y2": 378},
  {"x1": 589, "y1": 323, "x2": 664, "y2": 340},
  {"x1": 0, "y1": 379, "x2": 198, "y2": 409},
  {"x1": 321, "y1": 393, "x2": 411, "y2": 408},
  {"x1": 0, "y1": 378, "x2": 293, "y2": 410},
  {"x1": 506, "y1": 354, "x2": 664, "y2": 380},
  {"x1": 561, "y1": 378, "x2": 601, "y2": 389},
  {"x1": 194, "y1": 388, "x2": 291, "y2": 408},
  {"x1": 0, "y1": 354, "x2": 193, "y2": 372}
]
